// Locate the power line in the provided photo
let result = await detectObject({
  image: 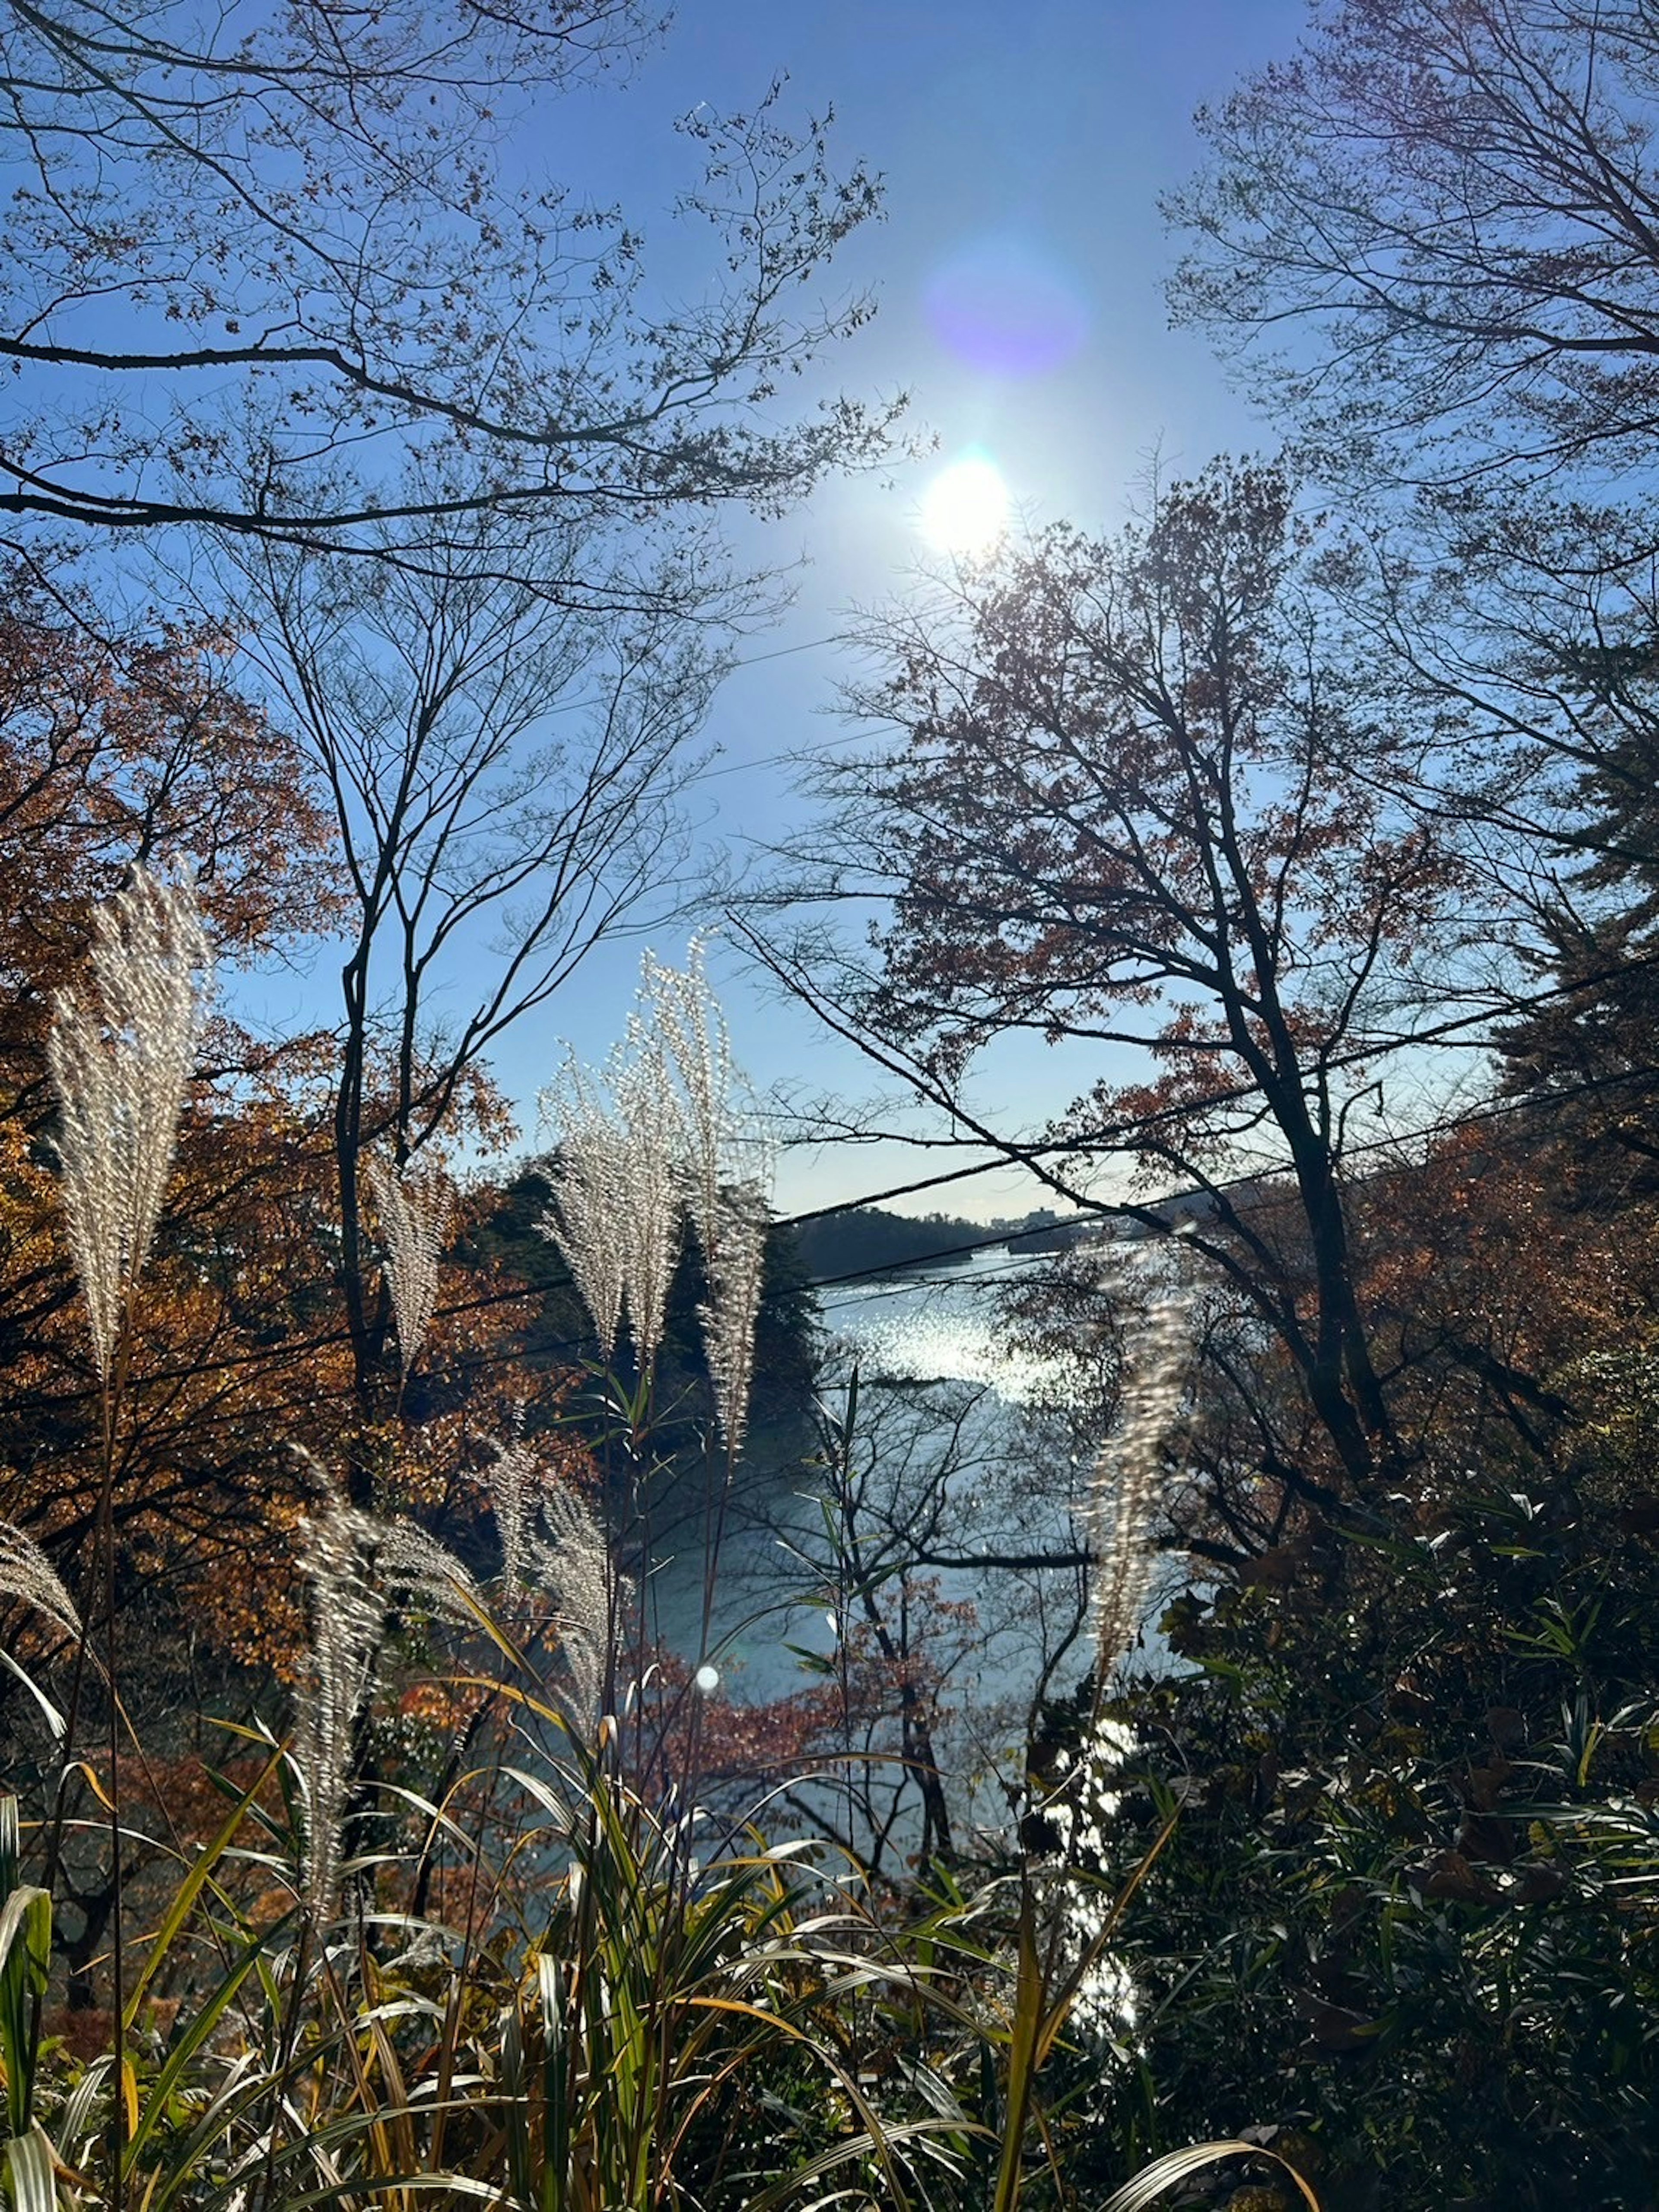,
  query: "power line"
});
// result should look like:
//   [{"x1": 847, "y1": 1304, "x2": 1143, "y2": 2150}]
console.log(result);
[
  {"x1": 15, "y1": 955, "x2": 1655, "y2": 1435},
  {"x1": 772, "y1": 944, "x2": 1659, "y2": 1231},
  {"x1": 775, "y1": 1062, "x2": 1659, "y2": 1300},
  {"x1": 14, "y1": 1052, "x2": 1650, "y2": 1449}
]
